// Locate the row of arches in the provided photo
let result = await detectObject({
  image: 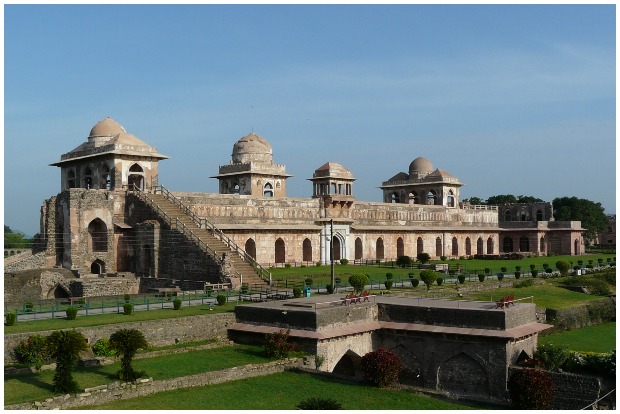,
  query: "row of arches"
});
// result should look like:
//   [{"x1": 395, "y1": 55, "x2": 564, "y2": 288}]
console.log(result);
[
  {"x1": 504, "y1": 209, "x2": 544, "y2": 222},
  {"x1": 66, "y1": 163, "x2": 145, "y2": 190},
  {"x1": 389, "y1": 189, "x2": 456, "y2": 207}
]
